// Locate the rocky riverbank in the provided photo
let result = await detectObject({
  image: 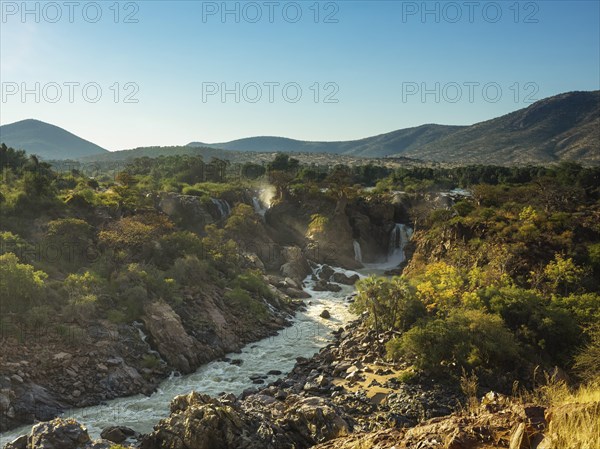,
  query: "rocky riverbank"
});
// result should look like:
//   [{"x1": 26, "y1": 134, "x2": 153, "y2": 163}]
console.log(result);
[
  {"x1": 0, "y1": 275, "x2": 304, "y2": 434},
  {"x1": 5, "y1": 305, "x2": 587, "y2": 449},
  {"x1": 136, "y1": 317, "x2": 462, "y2": 449}
]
